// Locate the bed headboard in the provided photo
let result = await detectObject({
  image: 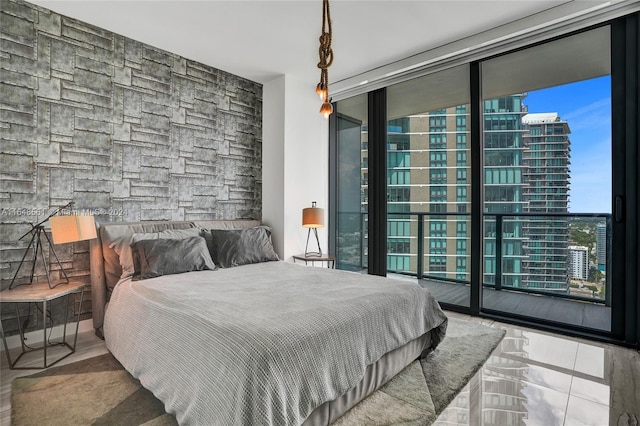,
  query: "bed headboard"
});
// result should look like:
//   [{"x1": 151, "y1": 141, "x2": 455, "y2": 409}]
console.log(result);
[{"x1": 89, "y1": 219, "x2": 261, "y2": 338}]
